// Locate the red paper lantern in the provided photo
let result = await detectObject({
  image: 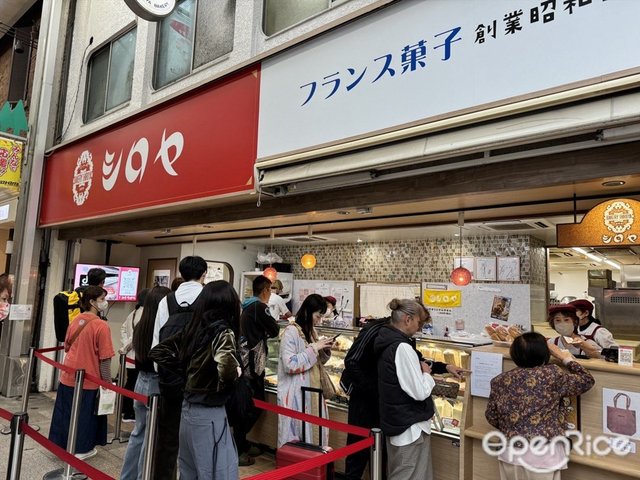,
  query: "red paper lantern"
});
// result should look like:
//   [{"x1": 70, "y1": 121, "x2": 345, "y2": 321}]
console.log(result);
[
  {"x1": 263, "y1": 267, "x2": 278, "y2": 282},
  {"x1": 301, "y1": 253, "x2": 317, "y2": 269},
  {"x1": 450, "y1": 267, "x2": 472, "y2": 286}
]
